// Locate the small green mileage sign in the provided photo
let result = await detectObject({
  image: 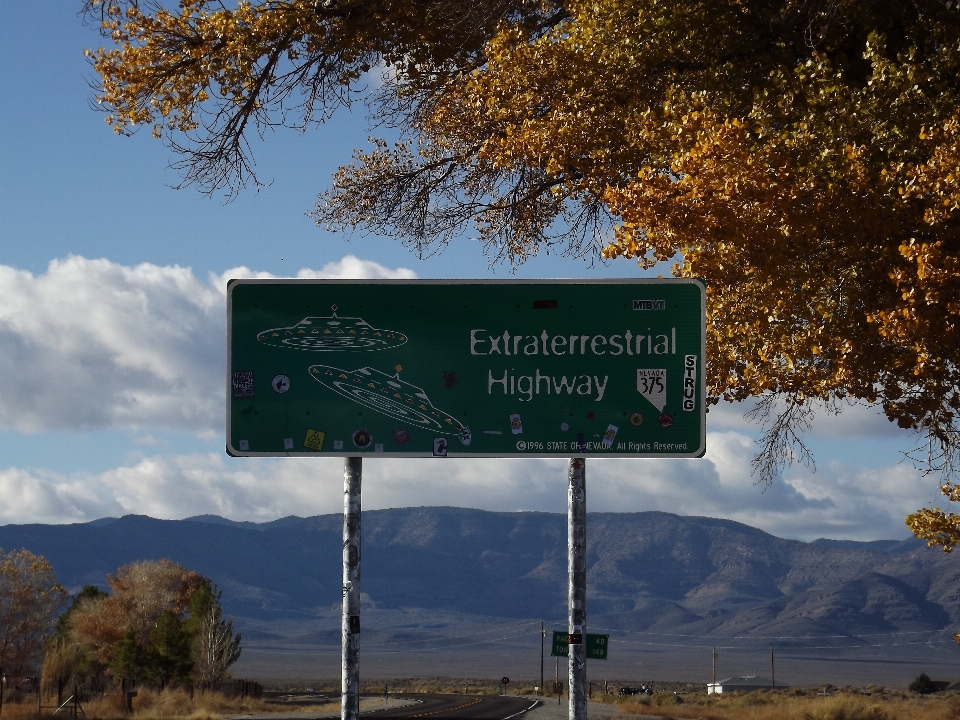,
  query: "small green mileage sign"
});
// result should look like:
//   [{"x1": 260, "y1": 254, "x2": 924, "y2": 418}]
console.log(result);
[
  {"x1": 227, "y1": 279, "x2": 705, "y2": 458},
  {"x1": 551, "y1": 631, "x2": 609, "y2": 660}
]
